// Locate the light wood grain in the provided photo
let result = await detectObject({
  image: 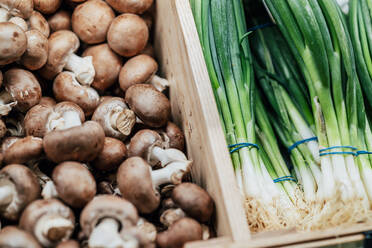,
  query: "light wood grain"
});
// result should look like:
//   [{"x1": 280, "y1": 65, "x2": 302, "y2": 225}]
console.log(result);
[{"x1": 153, "y1": 0, "x2": 250, "y2": 242}]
